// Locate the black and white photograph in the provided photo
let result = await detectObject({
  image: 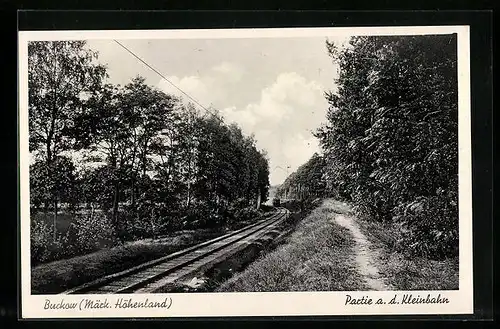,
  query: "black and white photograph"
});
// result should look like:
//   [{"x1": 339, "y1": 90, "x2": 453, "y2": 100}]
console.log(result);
[{"x1": 19, "y1": 26, "x2": 473, "y2": 318}]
